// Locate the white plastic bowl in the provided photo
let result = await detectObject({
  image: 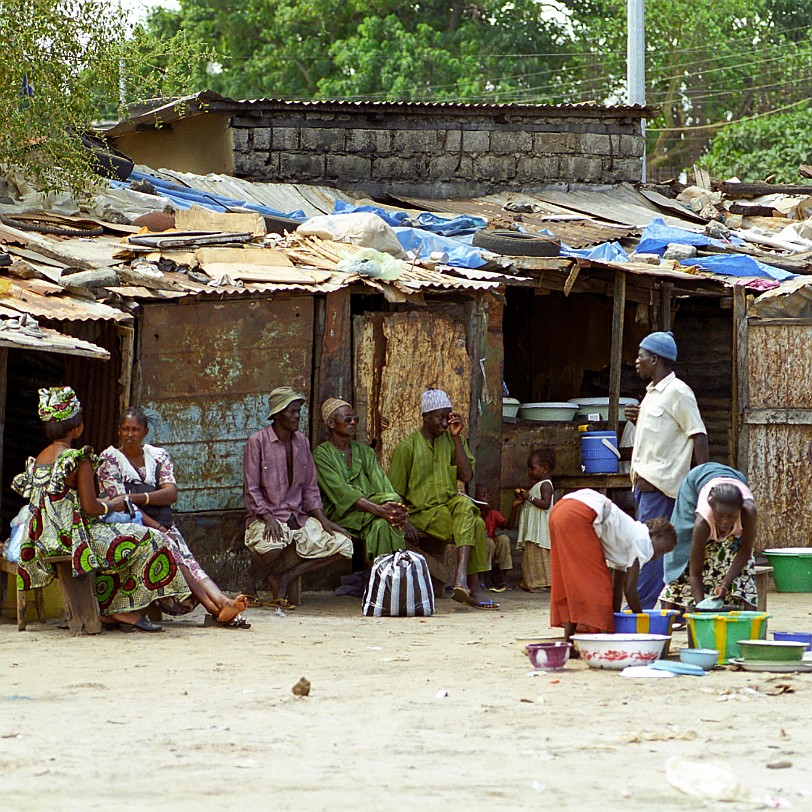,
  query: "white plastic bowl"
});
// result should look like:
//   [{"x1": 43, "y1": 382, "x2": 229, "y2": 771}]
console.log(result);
[
  {"x1": 567, "y1": 397, "x2": 639, "y2": 421},
  {"x1": 518, "y1": 402, "x2": 578, "y2": 422},
  {"x1": 572, "y1": 633, "x2": 671, "y2": 670}
]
